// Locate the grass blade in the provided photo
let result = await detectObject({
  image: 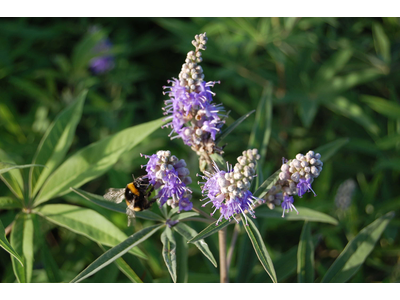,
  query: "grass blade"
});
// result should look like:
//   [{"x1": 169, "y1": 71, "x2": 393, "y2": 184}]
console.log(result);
[
  {"x1": 70, "y1": 224, "x2": 163, "y2": 283},
  {"x1": 297, "y1": 221, "x2": 314, "y2": 283},
  {"x1": 244, "y1": 217, "x2": 277, "y2": 283},
  {"x1": 321, "y1": 211, "x2": 394, "y2": 283}
]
